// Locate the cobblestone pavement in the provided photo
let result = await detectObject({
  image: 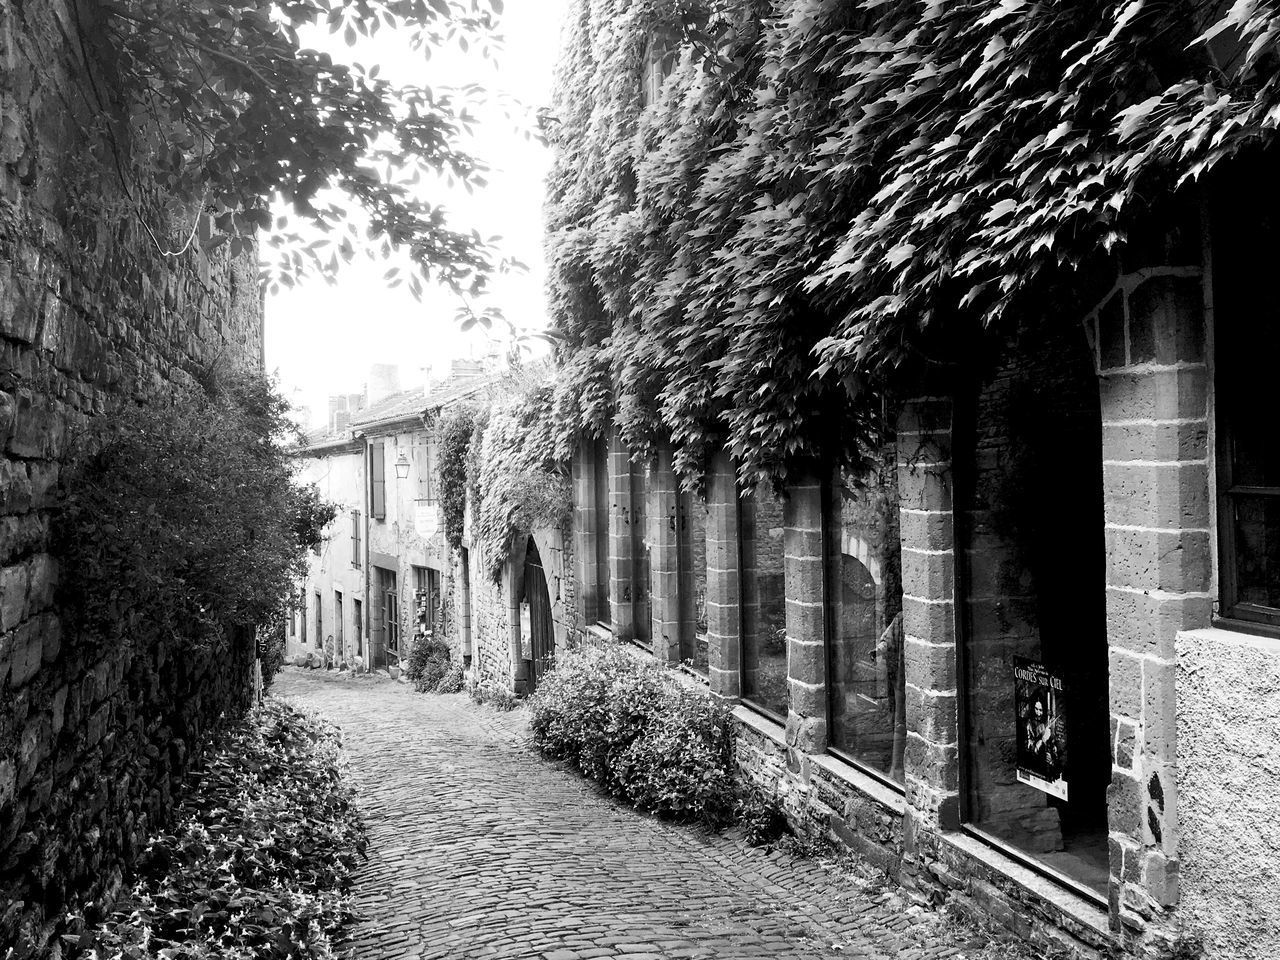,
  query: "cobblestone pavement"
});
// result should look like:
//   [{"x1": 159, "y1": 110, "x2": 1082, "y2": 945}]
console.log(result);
[{"x1": 275, "y1": 668, "x2": 1014, "y2": 960}]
